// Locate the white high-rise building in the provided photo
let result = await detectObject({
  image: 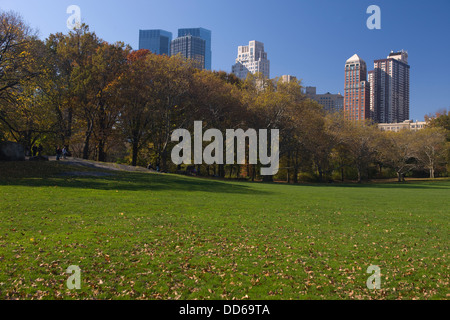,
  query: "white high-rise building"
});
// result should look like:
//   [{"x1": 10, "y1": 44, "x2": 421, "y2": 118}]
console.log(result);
[{"x1": 231, "y1": 40, "x2": 270, "y2": 80}]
